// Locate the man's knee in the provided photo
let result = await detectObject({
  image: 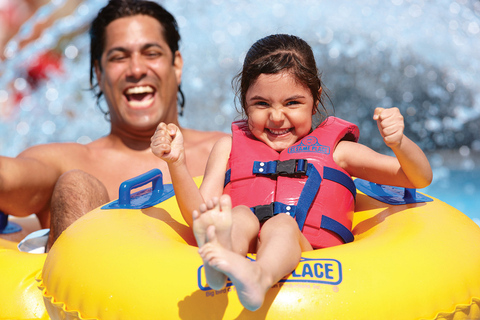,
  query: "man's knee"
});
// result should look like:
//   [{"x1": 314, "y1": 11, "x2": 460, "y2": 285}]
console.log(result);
[
  {"x1": 48, "y1": 170, "x2": 109, "y2": 251},
  {"x1": 52, "y1": 170, "x2": 109, "y2": 207},
  {"x1": 51, "y1": 169, "x2": 109, "y2": 222}
]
